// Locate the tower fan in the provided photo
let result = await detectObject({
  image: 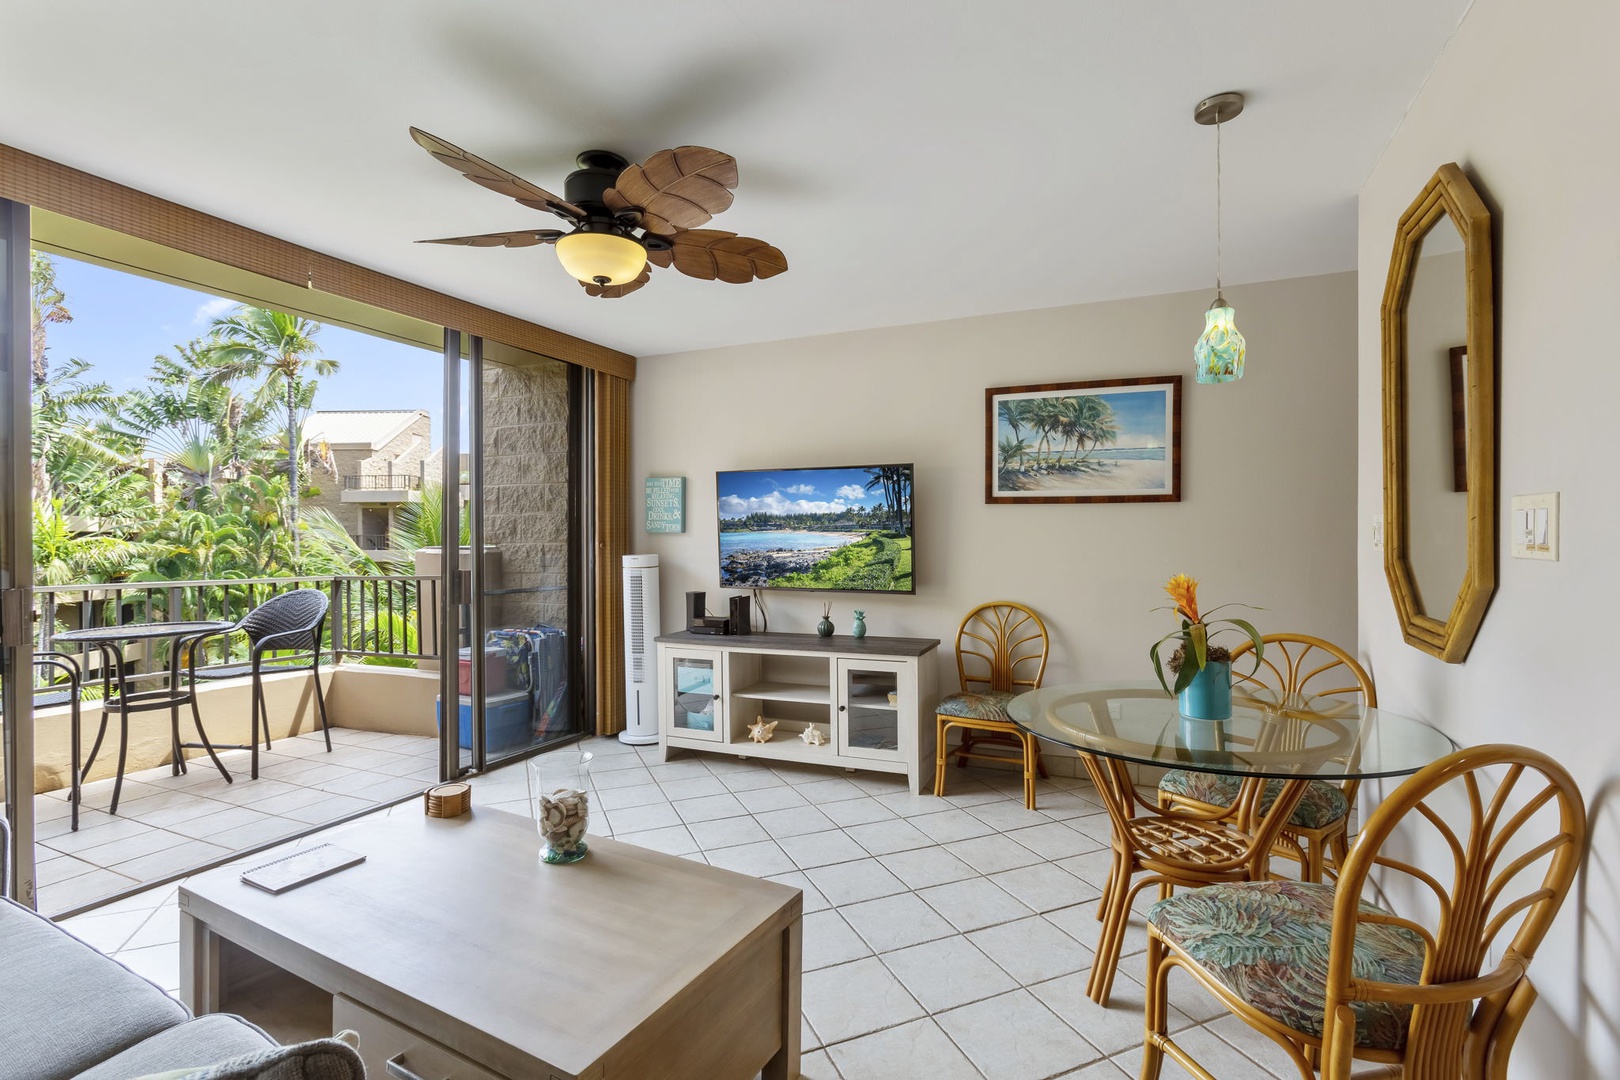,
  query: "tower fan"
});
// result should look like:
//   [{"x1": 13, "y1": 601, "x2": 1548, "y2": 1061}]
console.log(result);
[{"x1": 620, "y1": 555, "x2": 661, "y2": 745}]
